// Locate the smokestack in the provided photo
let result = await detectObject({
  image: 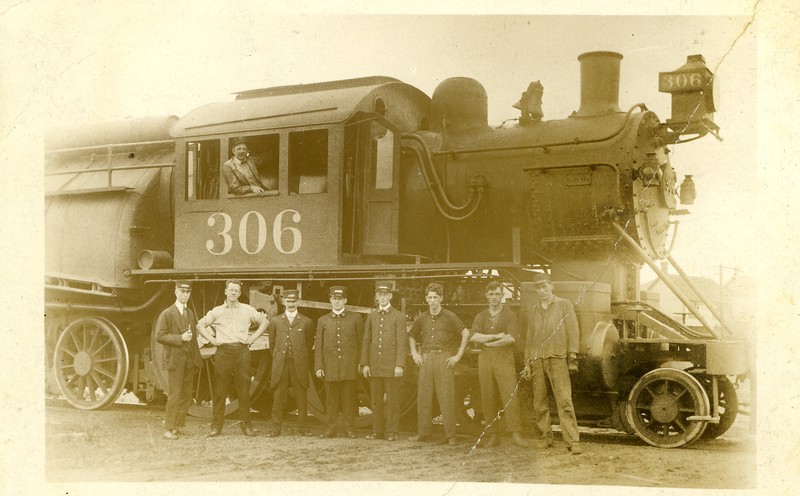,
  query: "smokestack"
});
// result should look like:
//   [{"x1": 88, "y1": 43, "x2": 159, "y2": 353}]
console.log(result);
[{"x1": 576, "y1": 51, "x2": 623, "y2": 116}]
